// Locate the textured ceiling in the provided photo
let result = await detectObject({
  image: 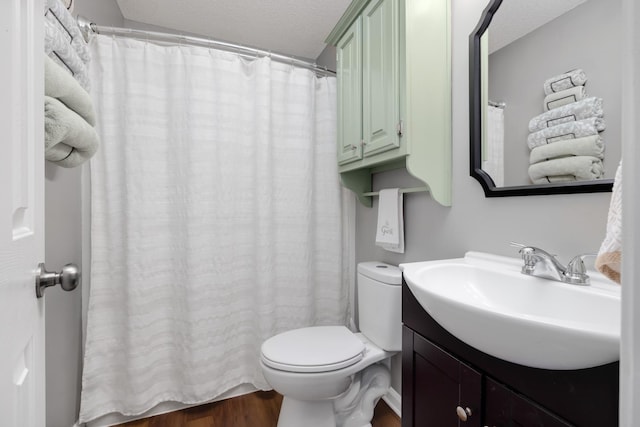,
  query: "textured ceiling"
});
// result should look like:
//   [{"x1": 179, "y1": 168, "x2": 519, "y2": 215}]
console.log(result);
[
  {"x1": 115, "y1": 0, "x2": 351, "y2": 60},
  {"x1": 489, "y1": 0, "x2": 588, "y2": 53}
]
